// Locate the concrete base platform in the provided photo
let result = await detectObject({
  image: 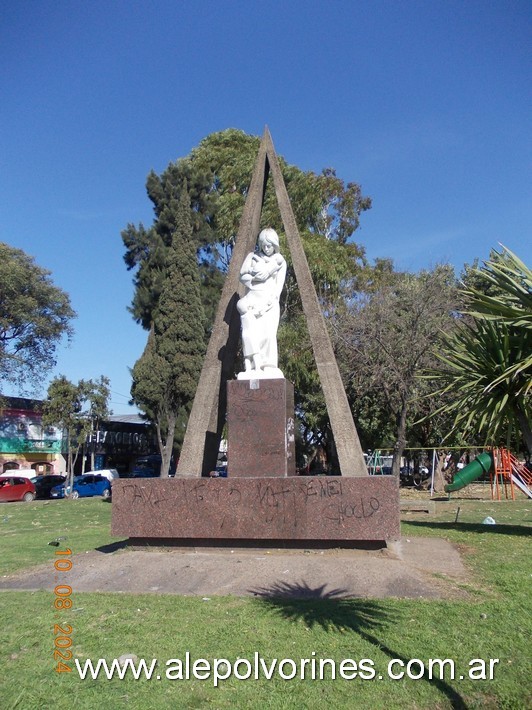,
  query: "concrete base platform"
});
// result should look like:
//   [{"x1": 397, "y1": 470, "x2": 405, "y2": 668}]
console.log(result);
[
  {"x1": 0, "y1": 537, "x2": 470, "y2": 600},
  {"x1": 112, "y1": 475, "x2": 400, "y2": 543}
]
